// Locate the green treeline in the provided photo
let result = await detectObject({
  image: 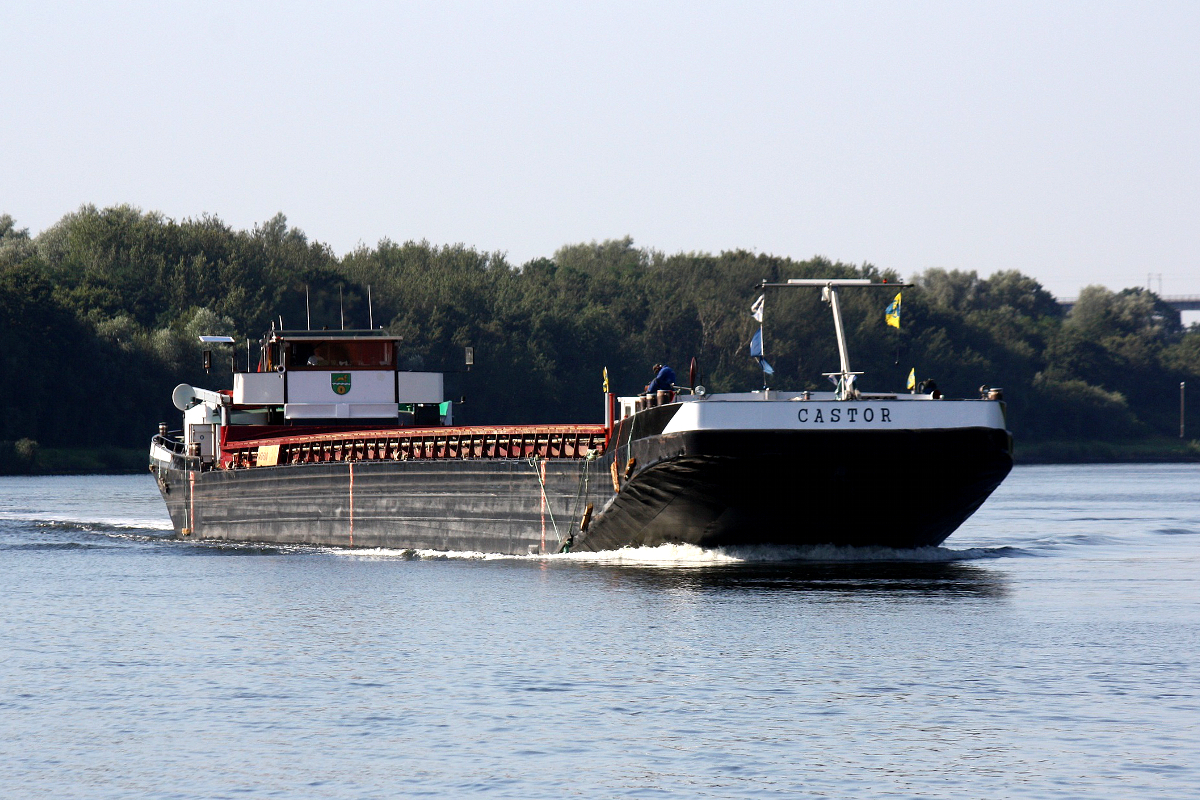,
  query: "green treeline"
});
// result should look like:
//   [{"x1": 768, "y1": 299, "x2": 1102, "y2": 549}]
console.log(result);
[{"x1": 2, "y1": 205, "x2": 1198, "y2": 469}]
